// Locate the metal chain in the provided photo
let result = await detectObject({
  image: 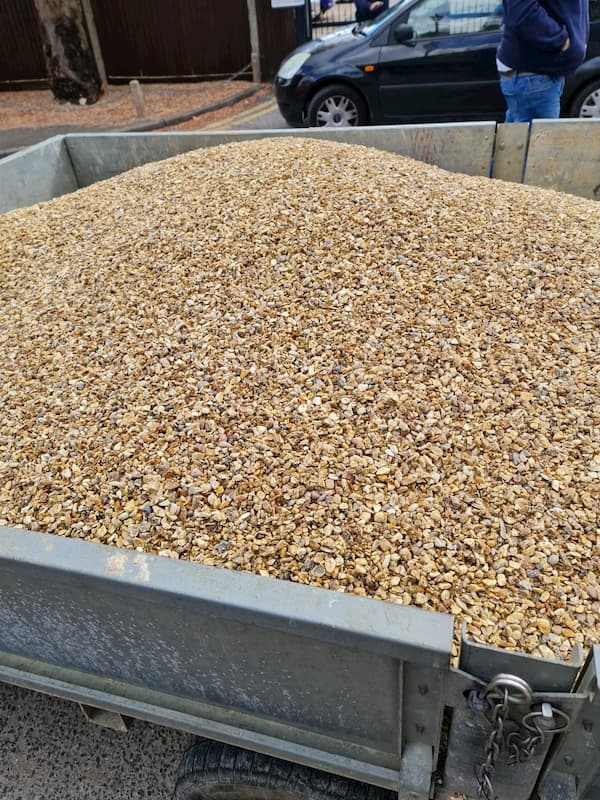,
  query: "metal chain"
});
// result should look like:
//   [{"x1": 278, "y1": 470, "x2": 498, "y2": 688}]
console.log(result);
[
  {"x1": 475, "y1": 687, "x2": 510, "y2": 800},
  {"x1": 507, "y1": 703, "x2": 571, "y2": 765},
  {"x1": 472, "y1": 674, "x2": 533, "y2": 800},
  {"x1": 472, "y1": 677, "x2": 572, "y2": 800}
]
